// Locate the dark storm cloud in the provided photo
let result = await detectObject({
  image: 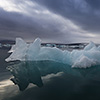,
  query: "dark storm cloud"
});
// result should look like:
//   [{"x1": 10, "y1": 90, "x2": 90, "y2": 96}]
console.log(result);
[
  {"x1": 33, "y1": 0, "x2": 100, "y2": 33},
  {"x1": 85, "y1": 0, "x2": 100, "y2": 9},
  {"x1": 0, "y1": 6, "x2": 65, "y2": 42},
  {"x1": 0, "y1": 0, "x2": 100, "y2": 43},
  {"x1": 0, "y1": 1, "x2": 86, "y2": 43}
]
